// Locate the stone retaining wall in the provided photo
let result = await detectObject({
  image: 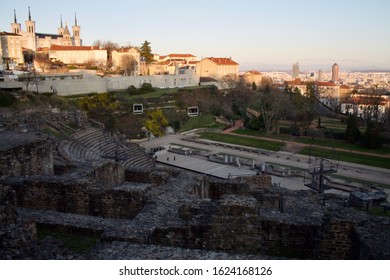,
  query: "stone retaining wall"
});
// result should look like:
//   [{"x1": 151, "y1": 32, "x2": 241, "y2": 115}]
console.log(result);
[
  {"x1": 0, "y1": 139, "x2": 53, "y2": 180},
  {"x1": 157, "y1": 195, "x2": 322, "y2": 258},
  {"x1": 8, "y1": 177, "x2": 149, "y2": 220},
  {"x1": 1, "y1": 72, "x2": 199, "y2": 96},
  {"x1": 0, "y1": 185, "x2": 37, "y2": 259},
  {"x1": 86, "y1": 161, "x2": 124, "y2": 187},
  {"x1": 2, "y1": 163, "x2": 390, "y2": 259},
  {"x1": 125, "y1": 166, "x2": 178, "y2": 184}
]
